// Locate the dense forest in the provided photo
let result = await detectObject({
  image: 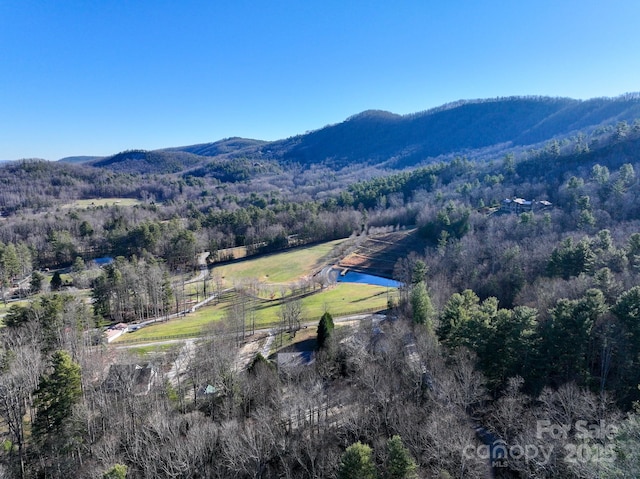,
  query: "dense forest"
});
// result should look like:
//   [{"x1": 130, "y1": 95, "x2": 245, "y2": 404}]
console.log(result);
[{"x1": 2, "y1": 96, "x2": 640, "y2": 477}]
